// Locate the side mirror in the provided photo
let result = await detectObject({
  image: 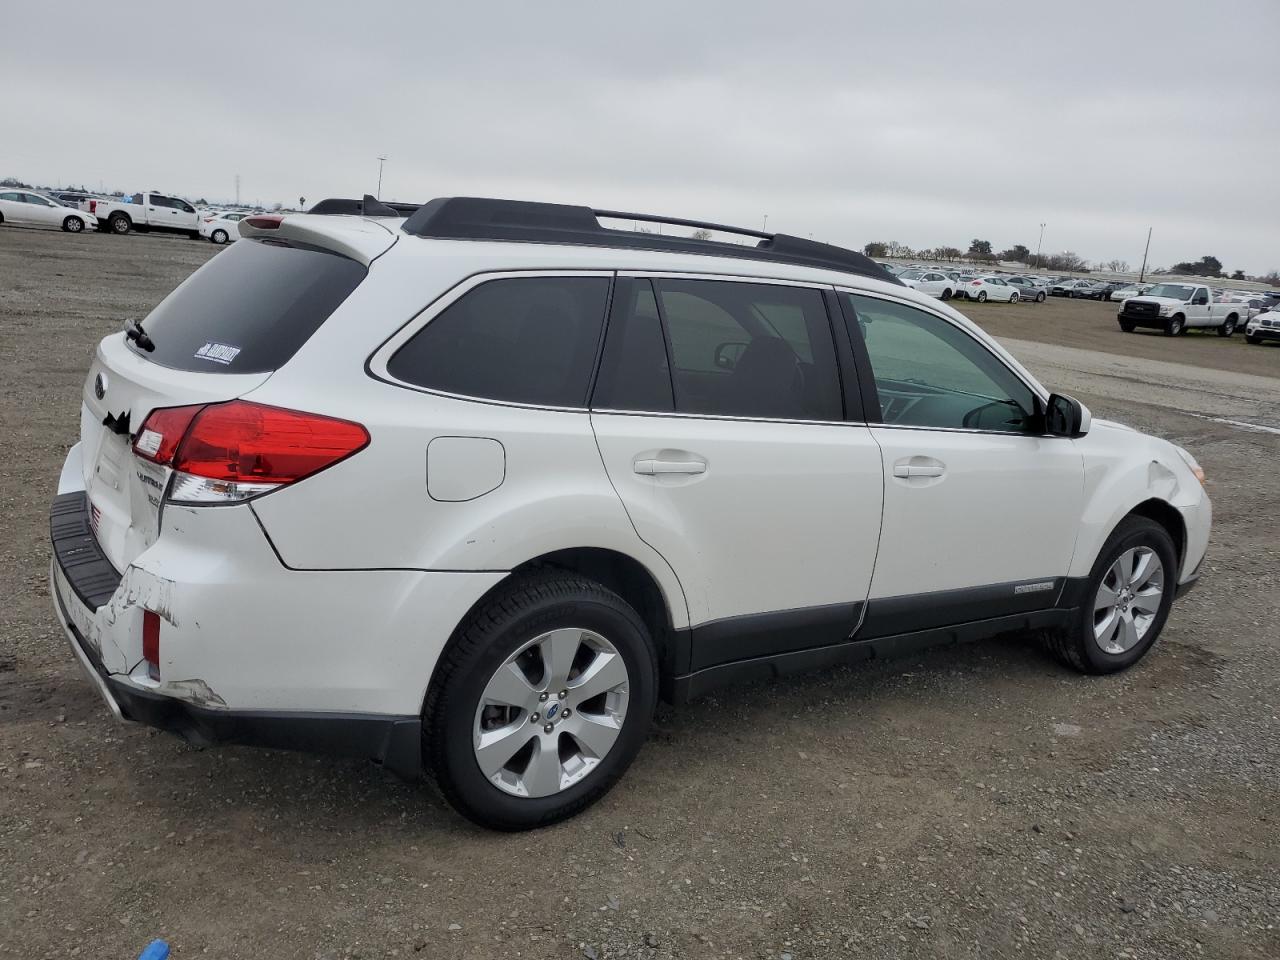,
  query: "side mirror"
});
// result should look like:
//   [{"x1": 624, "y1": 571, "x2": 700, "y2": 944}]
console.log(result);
[{"x1": 1044, "y1": 393, "x2": 1090, "y2": 437}]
